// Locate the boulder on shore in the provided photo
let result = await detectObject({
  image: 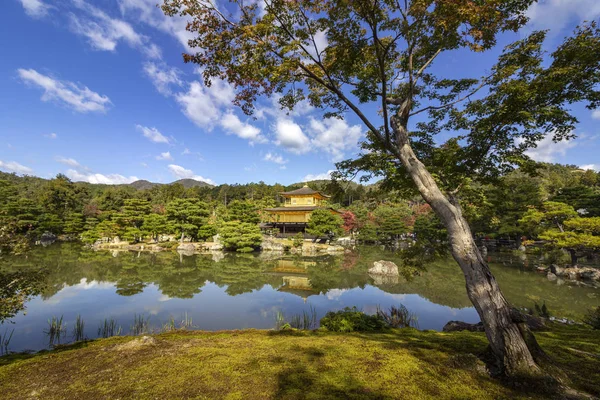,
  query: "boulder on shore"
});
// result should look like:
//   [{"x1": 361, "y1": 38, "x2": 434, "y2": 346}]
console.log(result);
[
  {"x1": 177, "y1": 243, "x2": 196, "y2": 252},
  {"x1": 368, "y1": 260, "x2": 399, "y2": 276},
  {"x1": 444, "y1": 312, "x2": 546, "y2": 333}
]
